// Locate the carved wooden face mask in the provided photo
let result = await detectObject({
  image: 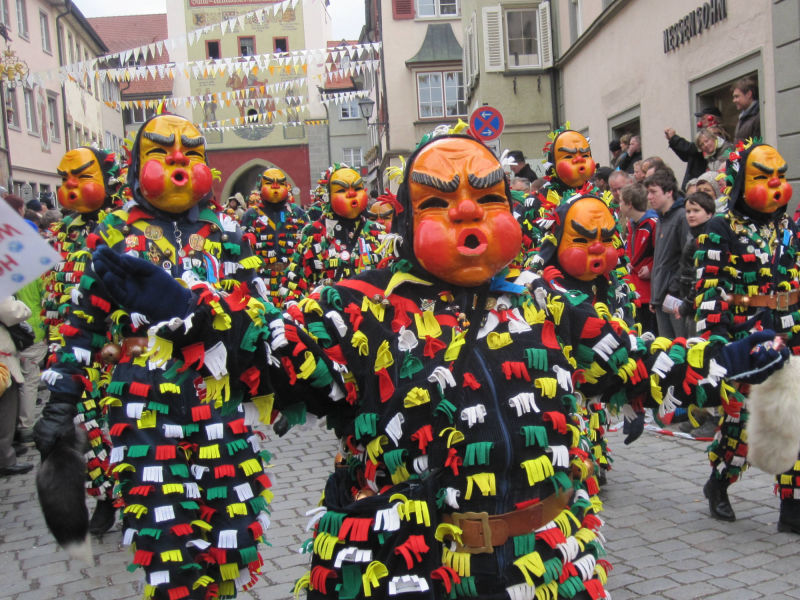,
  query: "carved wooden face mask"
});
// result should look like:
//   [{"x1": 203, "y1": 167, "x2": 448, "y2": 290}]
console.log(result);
[
  {"x1": 743, "y1": 145, "x2": 792, "y2": 214},
  {"x1": 329, "y1": 167, "x2": 368, "y2": 219},
  {"x1": 57, "y1": 147, "x2": 106, "y2": 213},
  {"x1": 409, "y1": 137, "x2": 522, "y2": 287},
  {"x1": 137, "y1": 115, "x2": 212, "y2": 213},
  {"x1": 260, "y1": 167, "x2": 290, "y2": 204},
  {"x1": 367, "y1": 199, "x2": 394, "y2": 232},
  {"x1": 557, "y1": 197, "x2": 618, "y2": 281},
  {"x1": 553, "y1": 131, "x2": 596, "y2": 188}
]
